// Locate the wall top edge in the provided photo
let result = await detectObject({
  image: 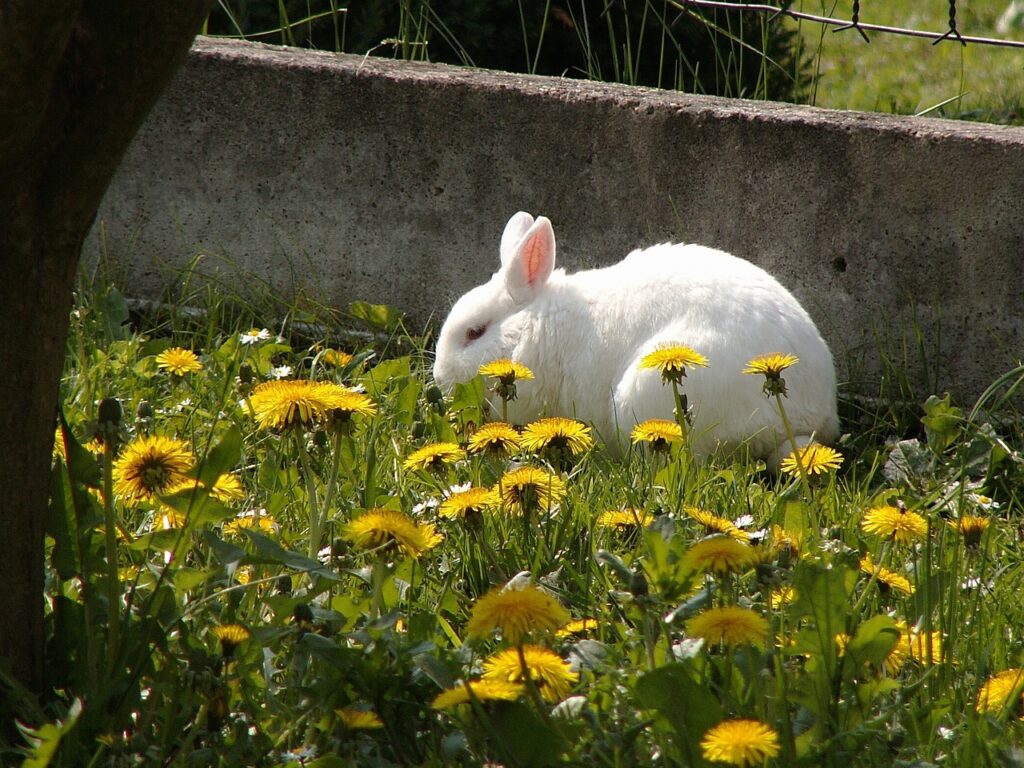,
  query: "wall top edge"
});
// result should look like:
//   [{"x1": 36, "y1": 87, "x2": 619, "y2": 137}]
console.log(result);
[{"x1": 190, "y1": 36, "x2": 1024, "y2": 144}]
